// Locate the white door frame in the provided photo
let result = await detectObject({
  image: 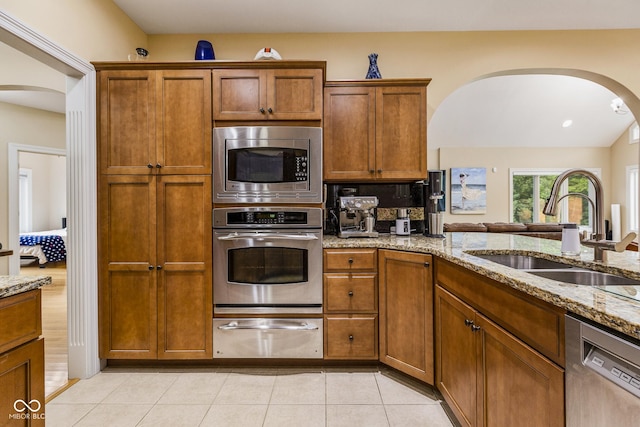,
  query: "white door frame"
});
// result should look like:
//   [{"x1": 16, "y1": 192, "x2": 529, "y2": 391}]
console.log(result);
[{"x1": 1, "y1": 11, "x2": 100, "y2": 379}]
